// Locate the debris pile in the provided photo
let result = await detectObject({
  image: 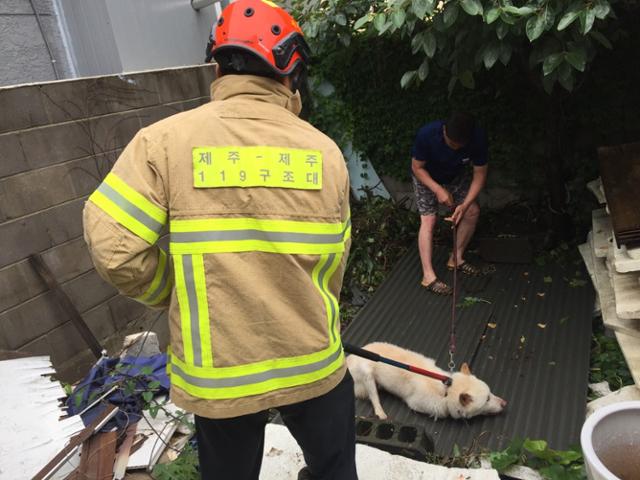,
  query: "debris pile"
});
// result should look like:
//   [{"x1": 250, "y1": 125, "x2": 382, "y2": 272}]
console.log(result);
[
  {"x1": 580, "y1": 144, "x2": 640, "y2": 390},
  {"x1": 0, "y1": 333, "x2": 193, "y2": 480}
]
